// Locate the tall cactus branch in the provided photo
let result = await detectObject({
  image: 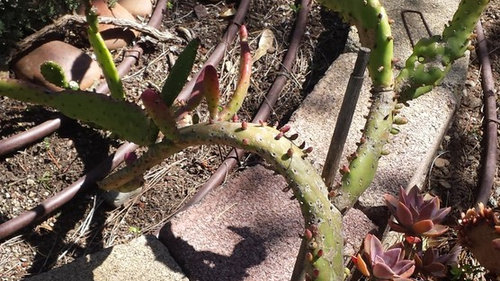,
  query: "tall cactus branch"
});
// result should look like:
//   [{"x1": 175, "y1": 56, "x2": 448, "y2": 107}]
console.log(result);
[
  {"x1": 396, "y1": 0, "x2": 490, "y2": 102},
  {"x1": 99, "y1": 121, "x2": 343, "y2": 280},
  {"x1": 317, "y1": 0, "x2": 396, "y2": 212}
]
